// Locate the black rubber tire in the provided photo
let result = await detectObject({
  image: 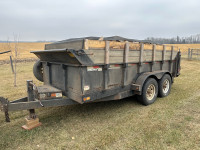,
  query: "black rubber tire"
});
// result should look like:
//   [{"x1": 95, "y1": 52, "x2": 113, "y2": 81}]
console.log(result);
[
  {"x1": 137, "y1": 78, "x2": 158, "y2": 106},
  {"x1": 158, "y1": 74, "x2": 172, "y2": 97},
  {"x1": 33, "y1": 60, "x2": 43, "y2": 82}
]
